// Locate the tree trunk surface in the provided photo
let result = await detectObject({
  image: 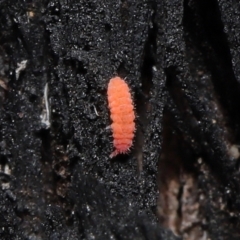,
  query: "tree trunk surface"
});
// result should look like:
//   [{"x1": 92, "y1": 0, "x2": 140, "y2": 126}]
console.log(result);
[{"x1": 0, "y1": 0, "x2": 239, "y2": 239}]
